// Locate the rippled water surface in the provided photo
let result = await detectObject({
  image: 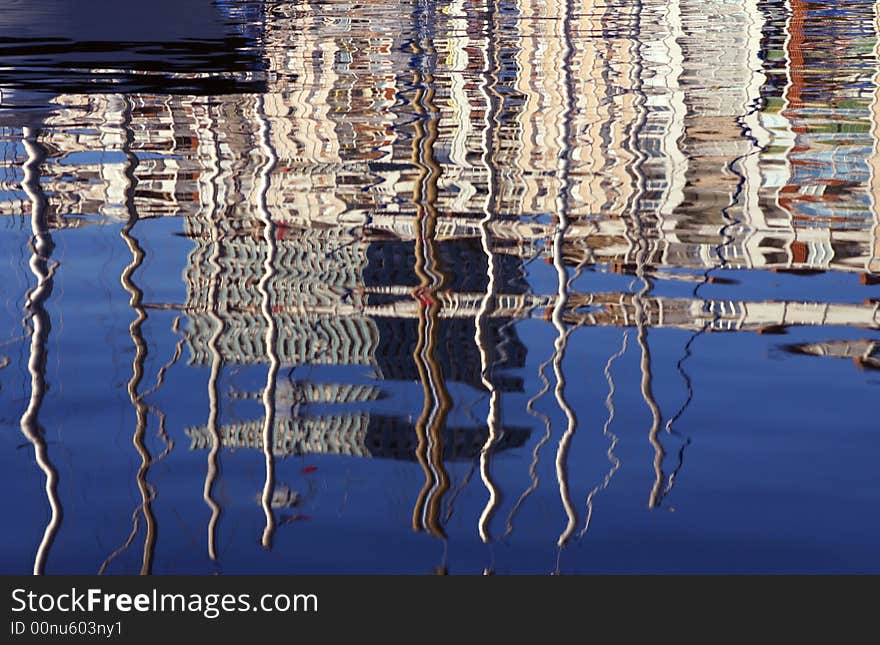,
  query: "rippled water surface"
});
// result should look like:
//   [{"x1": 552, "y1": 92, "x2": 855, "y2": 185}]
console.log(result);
[{"x1": 1, "y1": 0, "x2": 878, "y2": 574}]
